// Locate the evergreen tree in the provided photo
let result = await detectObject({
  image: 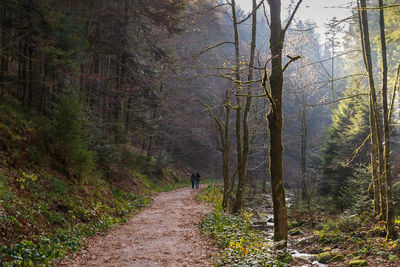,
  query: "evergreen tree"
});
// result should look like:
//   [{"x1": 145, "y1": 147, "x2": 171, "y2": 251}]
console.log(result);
[
  {"x1": 52, "y1": 91, "x2": 96, "y2": 184},
  {"x1": 320, "y1": 84, "x2": 370, "y2": 208}
]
